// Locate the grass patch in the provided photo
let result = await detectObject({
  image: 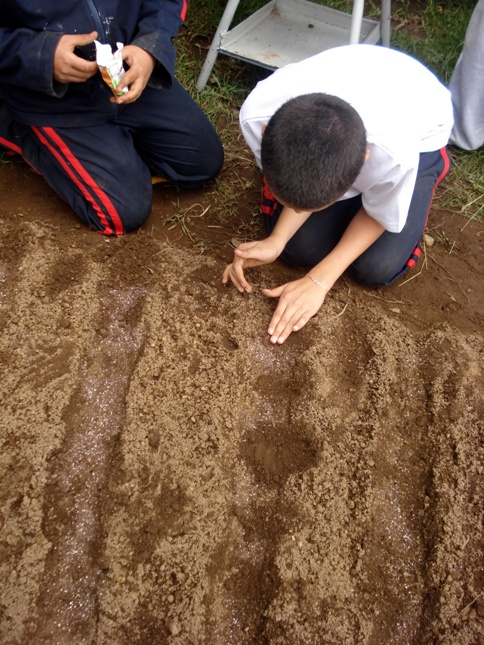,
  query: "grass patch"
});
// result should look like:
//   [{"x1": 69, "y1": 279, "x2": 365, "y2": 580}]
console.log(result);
[{"x1": 438, "y1": 147, "x2": 484, "y2": 228}]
